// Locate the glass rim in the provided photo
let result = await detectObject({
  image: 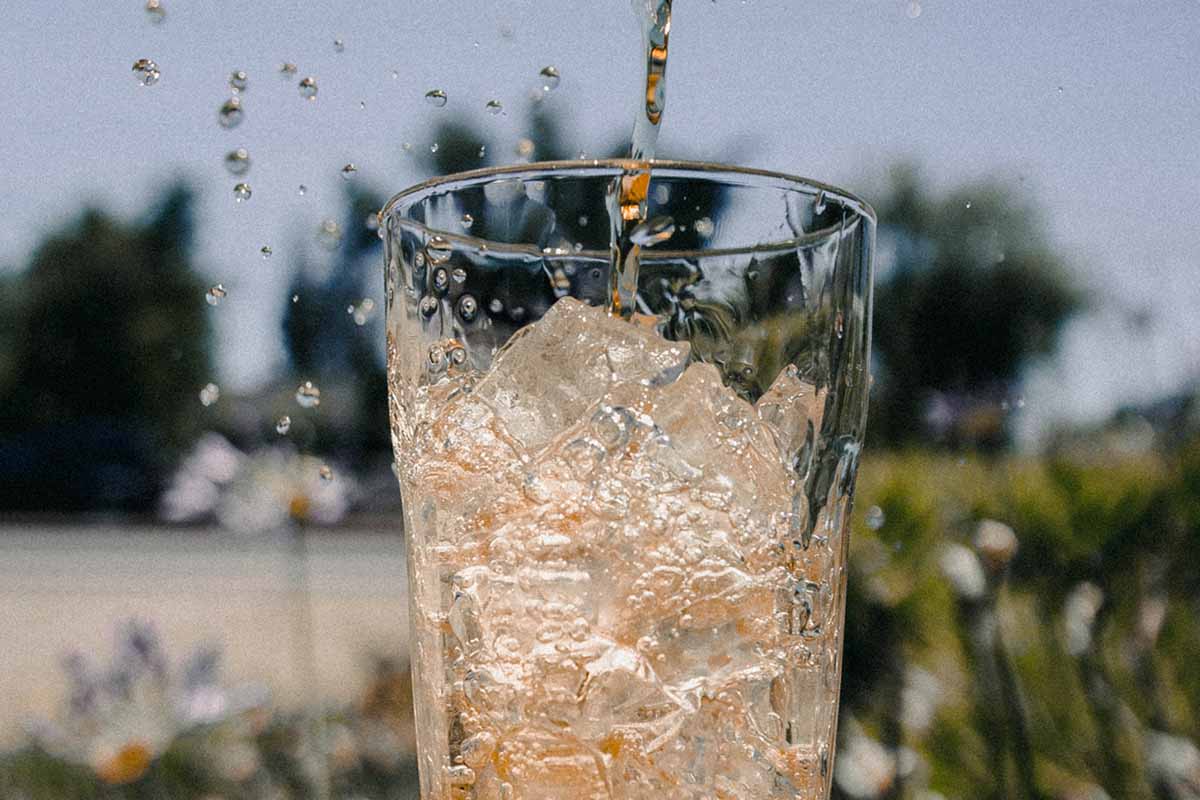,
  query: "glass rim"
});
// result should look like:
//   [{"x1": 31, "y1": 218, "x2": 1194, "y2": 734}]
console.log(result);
[{"x1": 381, "y1": 158, "x2": 876, "y2": 257}]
